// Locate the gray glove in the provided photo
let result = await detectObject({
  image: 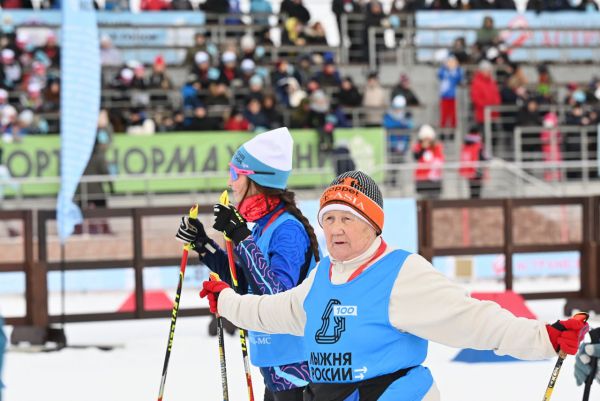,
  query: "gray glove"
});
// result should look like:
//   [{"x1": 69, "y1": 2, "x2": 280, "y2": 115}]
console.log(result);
[{"x1": 575, "y1": 343, "x2": 600, "y2": 386}]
